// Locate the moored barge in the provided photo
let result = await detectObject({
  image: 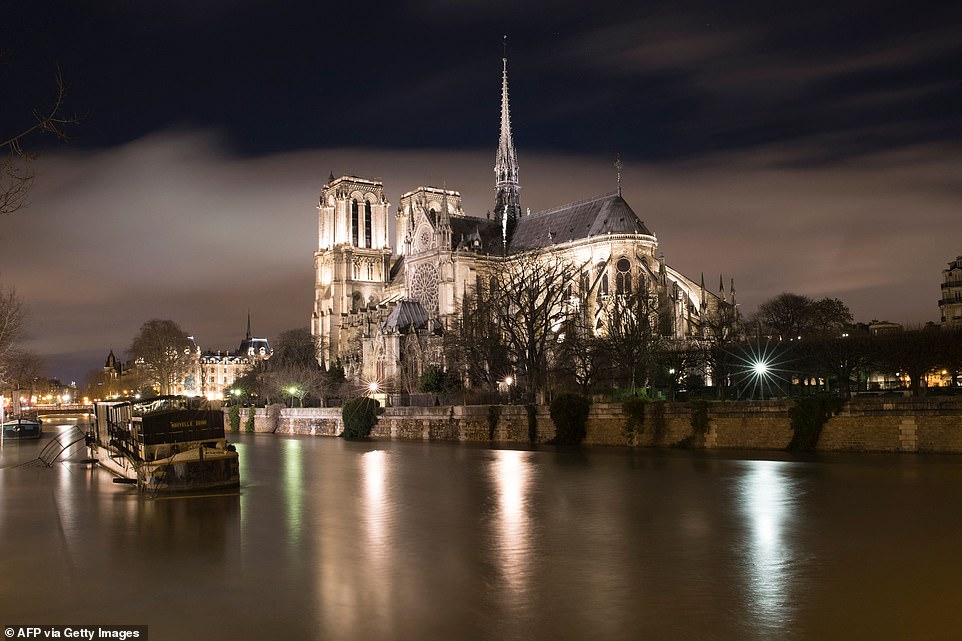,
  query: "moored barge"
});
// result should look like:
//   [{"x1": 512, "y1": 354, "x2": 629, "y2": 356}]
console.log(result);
[{"x1": 91, "y1": 396, "x2": 239, "y2": 492}]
